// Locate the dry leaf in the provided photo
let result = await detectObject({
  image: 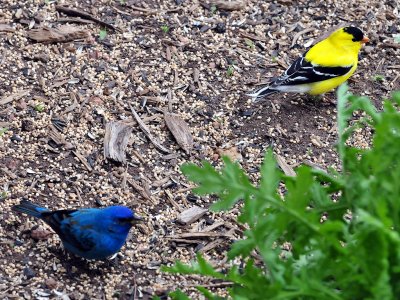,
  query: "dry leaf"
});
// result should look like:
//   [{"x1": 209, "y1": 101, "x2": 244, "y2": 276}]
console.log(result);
[
  {"x1": 164, "y1": 112, "x2": 193, "y2": 154},
  {"x1": 104, "y1": 121, "x2": 133, "y2": 163},
  {"x1": 27, "y1": 25, "x2": 90, "y2": 43}
]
